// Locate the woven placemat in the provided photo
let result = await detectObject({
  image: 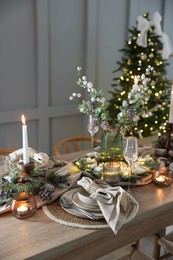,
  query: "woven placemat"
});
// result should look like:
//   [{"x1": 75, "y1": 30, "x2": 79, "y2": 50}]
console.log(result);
[{"x1": 43, "y1": 200, "x2": 108, "y2": 229}]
